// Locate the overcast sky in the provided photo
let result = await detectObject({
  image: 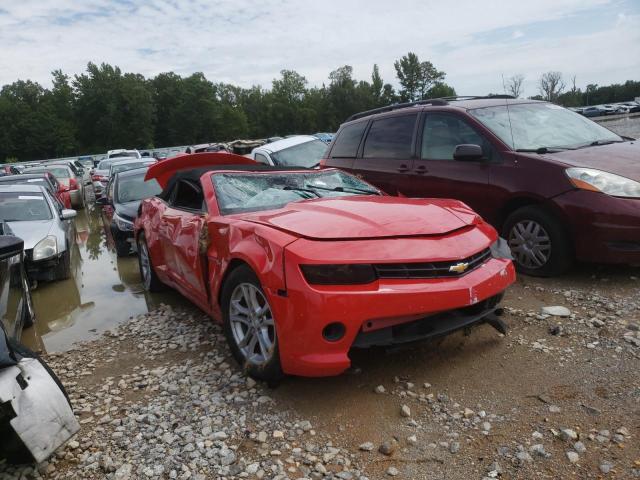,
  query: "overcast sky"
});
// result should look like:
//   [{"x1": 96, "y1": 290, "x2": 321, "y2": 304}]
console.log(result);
[{"x1": 1, "y1": 0, "x2": 639, "y2": 98}]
